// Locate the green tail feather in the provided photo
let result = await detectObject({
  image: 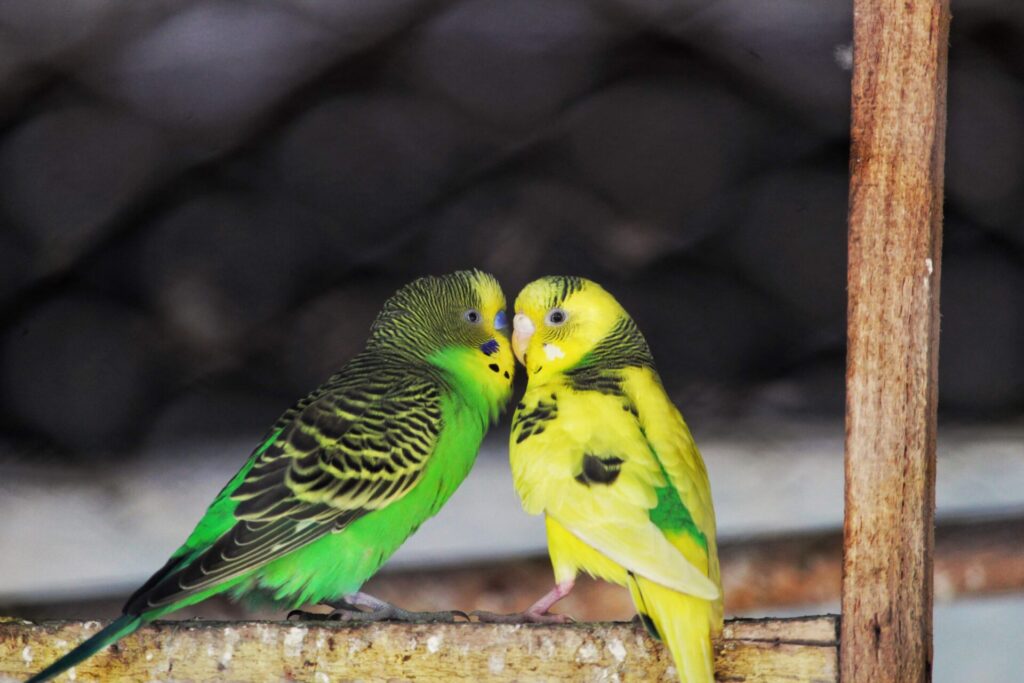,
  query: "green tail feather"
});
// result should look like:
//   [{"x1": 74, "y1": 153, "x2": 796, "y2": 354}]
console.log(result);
[{"x1": 26, "y1": 614, "x2": 143, "y2": 683}]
